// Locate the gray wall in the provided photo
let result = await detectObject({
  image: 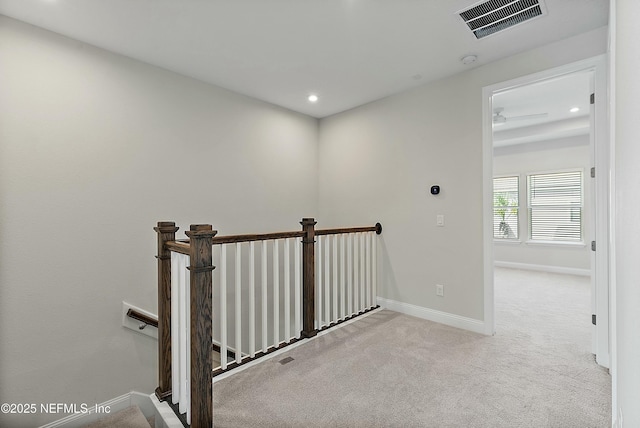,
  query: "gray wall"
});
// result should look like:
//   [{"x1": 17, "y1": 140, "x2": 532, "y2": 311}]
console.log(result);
[
  {"x1": 0, "y1": 16, "x2": 318, "y2": 427},
  {"x1": 318, "y1": 27, "x2": 607, "y2": 322},
  {"x1": 613, "y1": 0, "x2": 640, "y2": 425}
]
